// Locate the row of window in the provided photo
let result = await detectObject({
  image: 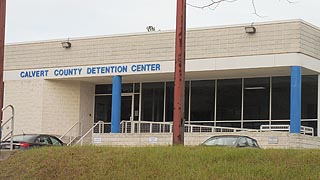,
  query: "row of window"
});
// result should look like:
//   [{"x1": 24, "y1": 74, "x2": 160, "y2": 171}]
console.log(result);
[{"x1": 94, "y1": 75, "x2": 317, "y2": 124}]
